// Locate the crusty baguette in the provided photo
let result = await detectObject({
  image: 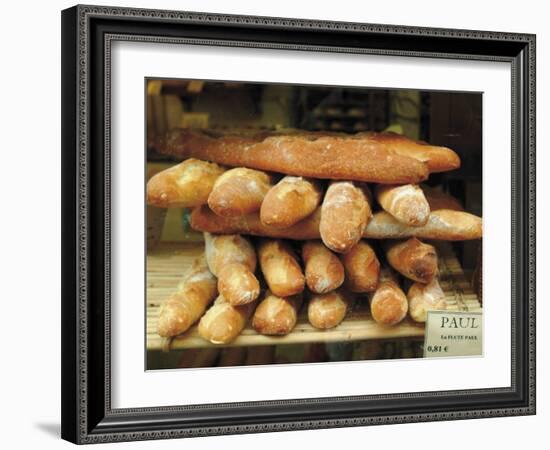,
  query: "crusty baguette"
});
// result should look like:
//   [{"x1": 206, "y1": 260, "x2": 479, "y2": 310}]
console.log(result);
[
  {"x1": 251, "y1": 292, "x2": 302, "y2": 335},
  {"x1": 191, "y1": 206, "x2": 482, "y2": 241},
  {"x1": 385, "y1": 238, "x2": 438, "y2": 283},
  {"x1": 198, "y1": 295, "x2": 256, "y2": 344},
  {"x1": 260, "y1": 176, "x2": 322, "y2": 228},
  {"x1": 203, "y1": 233, "x2": 260, "y2": 305},
  {"x1": 369, "y1": 268, "x2": 408, "y2": 326},
  {"x1": 359, "y1": 132, "x2": 461, "y2": 173},
  {"x1": 157, "y1": 257, "x2": 217, "y2": 337},
  {"x1": 375, "y1": 184, "x2": 430, "y2": 226},
  {"x1": 365, "y1": 210, "x2": 482, "y2": 240},
  {"x1": 207, "y1": 167, "x2": 274, "y2": 217},
  {"x1": 340, "y1": 240, "x2": 380, "y2": 293},
  {"x1": 158, "y1": 129, "x2": 430, "y2": 183},
  {"x1": 320, "y1": 182, "x2": 372, "y2": 253},
  {"x1": 407, "y1": 277, "x2": 447, "y2": 322},
  {"x1": 146, "y1": 158, "x2": 225, "y2": 208},
  {"x1": 307, "y1": 290, "x2": 351, "y2": 329},
  {"x1": 257, "y1": 239, "x2": 305, "y2": 297},
  {"x1": 302, "y1": 241, "x2": 345, "y2": 294}
]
